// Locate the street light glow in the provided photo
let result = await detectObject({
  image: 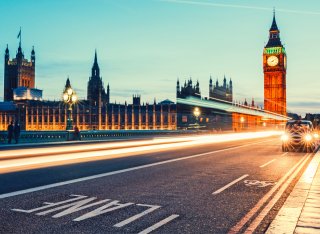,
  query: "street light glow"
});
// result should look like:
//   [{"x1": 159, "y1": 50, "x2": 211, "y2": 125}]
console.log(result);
[
  {"x1": 63, "y1": 93, "x2": 68, "y2": 101},
  {"x1": 71, "y1": 95, "x2": 77, "y2": 102},
  {"x1": 67, "y1": 88, "x2": 73, "y2": 95},
  {"x1": 194, "y1": 107, "x2": 200, "y2": 117}
]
